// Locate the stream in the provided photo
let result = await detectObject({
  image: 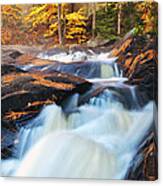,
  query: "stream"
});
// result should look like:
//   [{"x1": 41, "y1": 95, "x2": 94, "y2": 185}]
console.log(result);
[{"x1": 1, "y1": 49, "x2": 155, "y2": 179}]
